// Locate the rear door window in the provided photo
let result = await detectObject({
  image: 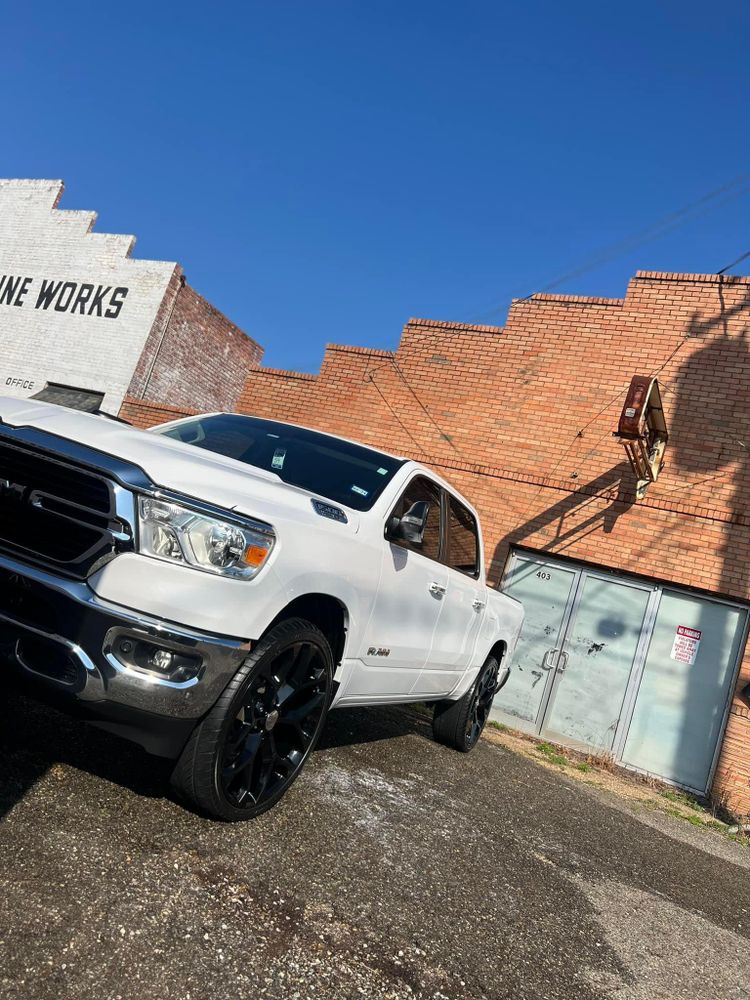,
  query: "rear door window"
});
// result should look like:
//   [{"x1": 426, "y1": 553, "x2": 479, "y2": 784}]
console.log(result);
[{"x1": 446, "y1": 494, "x2": 479, "y2": 578}]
